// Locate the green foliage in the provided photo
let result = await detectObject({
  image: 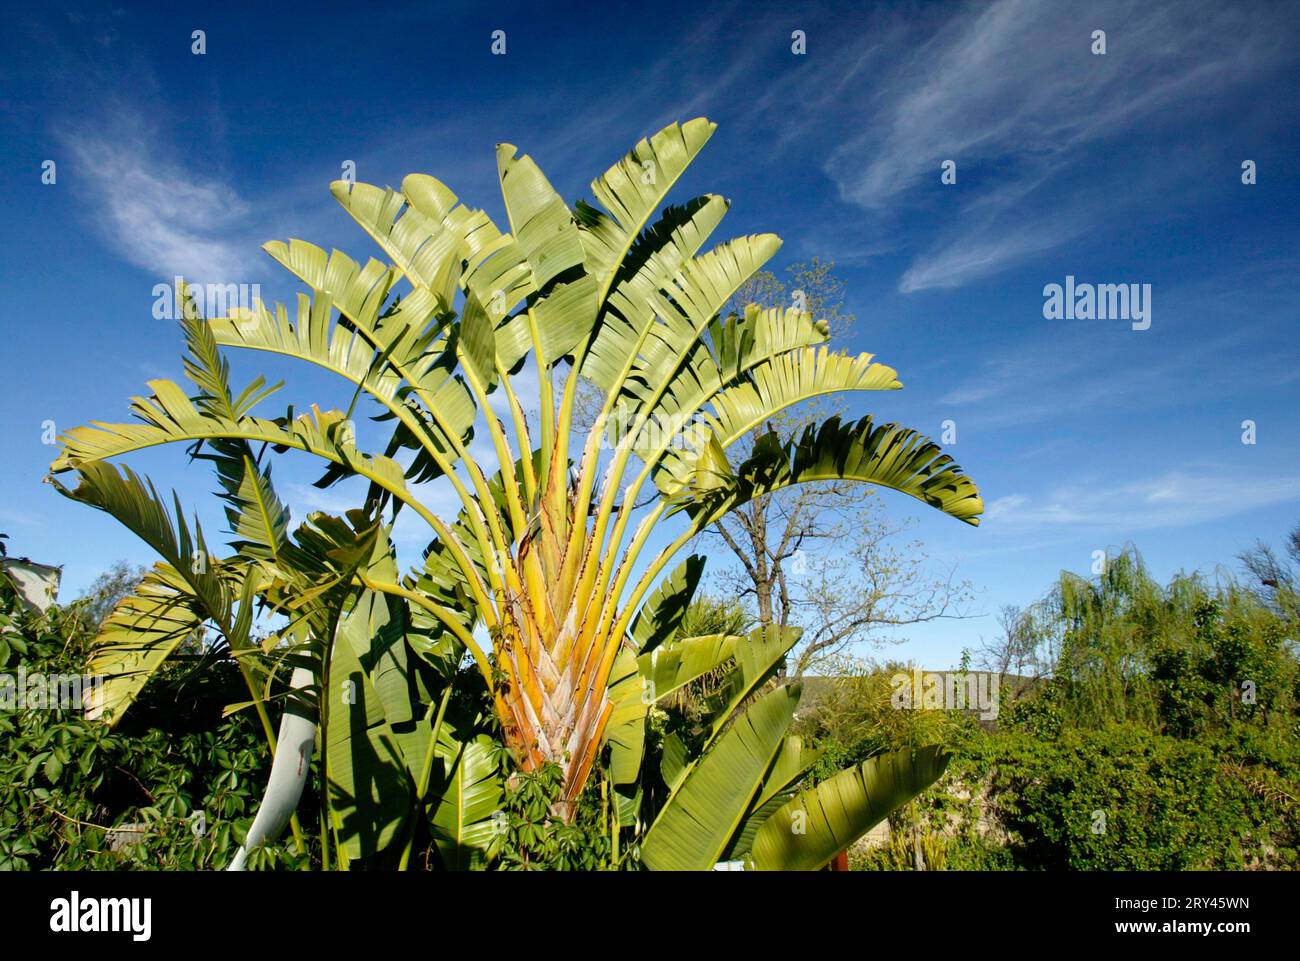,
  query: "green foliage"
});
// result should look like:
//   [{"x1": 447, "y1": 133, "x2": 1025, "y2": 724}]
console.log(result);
[
  {"x1": 0, "y1": 582, "x2": 311, "y2": 870},
  {"x1": 678, "y1": 593, "x2": 751, "y2": 638},
  {"x1": 945, "y1": 724, "x2": 1299, "y2": 870},
  {"x1": 1014, "y1": 548, "x2": 1300, "y2": 733},
  {"x1": 799, "y1": 542, "x2": 1300, "y2": 871},
  {"x1": 794, "y1": 658, "x2": 976, "y2": 783},
  {"x1": 650, "y1": 594, "x2": 752, "y2": 726},
  {"x1": 494, "y1": 763, "x2": 613, "y2": 871}
]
